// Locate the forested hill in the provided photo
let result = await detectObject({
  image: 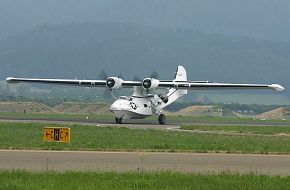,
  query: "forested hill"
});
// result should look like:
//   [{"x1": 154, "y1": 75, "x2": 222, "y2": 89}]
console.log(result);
[{"x1": 0, "y1": 23, "x2": 289, "y2": 95}]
